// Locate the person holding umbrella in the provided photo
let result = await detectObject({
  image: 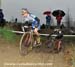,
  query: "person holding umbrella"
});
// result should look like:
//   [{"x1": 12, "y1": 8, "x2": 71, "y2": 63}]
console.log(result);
[
  {"x1": 56, "y1": 13, "x2": 62, "y2": 27},
  {"x1": 52, "y1": 10, "x2": 65, "y2": 28},
  {"x1": 46, "y1": 14, "x2": 51, "y2": 28},
  {"x1": 43, "y1": 11, "x2": 51, "y2": 29}
]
